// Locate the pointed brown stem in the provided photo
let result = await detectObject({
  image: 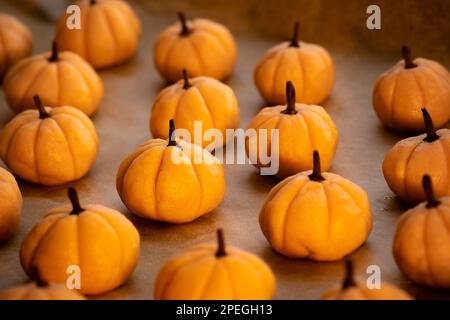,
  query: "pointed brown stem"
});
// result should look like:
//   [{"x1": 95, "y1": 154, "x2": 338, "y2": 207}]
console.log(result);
[
  {"x1": 402, "y1": 45, "x2": 417, "y2": 69},
  {"x1": 282, "y1": 81, "x2": 297, "y2": 114},
  {"x1": 182, "y1": 69, "x2": 191, "y2": 90},
  {"x1": 289, "y1": 22, "x2": 300, "y2": 47},
  {"x1": 33, "y1": 95, "x2": 50, "y2": 119},
  {"x1": 68, "y1": 188, "x2": 84, "y2": 215},
  {"x1": 49, "y1": 41, "x2": 59, "y2": 62},
  {"x1": 423, "y1": 175, "x2": 440, "y2": 208},
  {"x1": 177, "y1": 11, "x2": 190, "y2": 36},
  {"x1": 421, "y1": 108, "x2": 439, "y2": 142},
  {"x1": 342, "y1": 259, "x2": 356, "y2": 289},
  {"x1": 167, "y1": 119, "x2": 177, "y2": 146},
  {"x1": 308, "y1": 150, "x2": 325, "y2": 182},
  {"x1": 31, "y1": 266, "x2": 48, "y2": 287},
  {"x1": 216, "y1": 229, "x2": 226, "y2": 258},
  {"x1": 90, "y1": 0, "x2": 96, "y2": 4}
]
